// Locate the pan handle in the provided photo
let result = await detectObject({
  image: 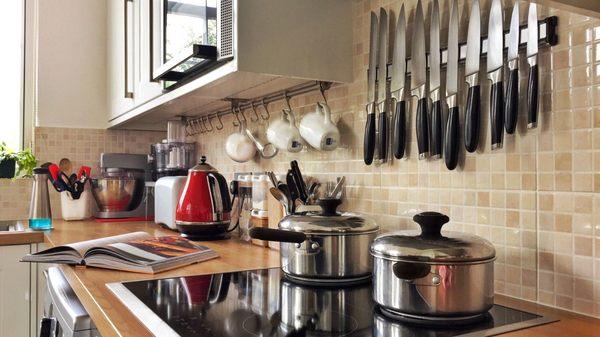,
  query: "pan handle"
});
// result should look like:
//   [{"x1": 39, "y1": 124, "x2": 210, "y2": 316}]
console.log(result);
[
  {"x1": 392, "y1": 261, "x2": 430, "y2": 280},
  {"x1": 249, "y1": 227, "x2": 307, "y2": 244}
]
